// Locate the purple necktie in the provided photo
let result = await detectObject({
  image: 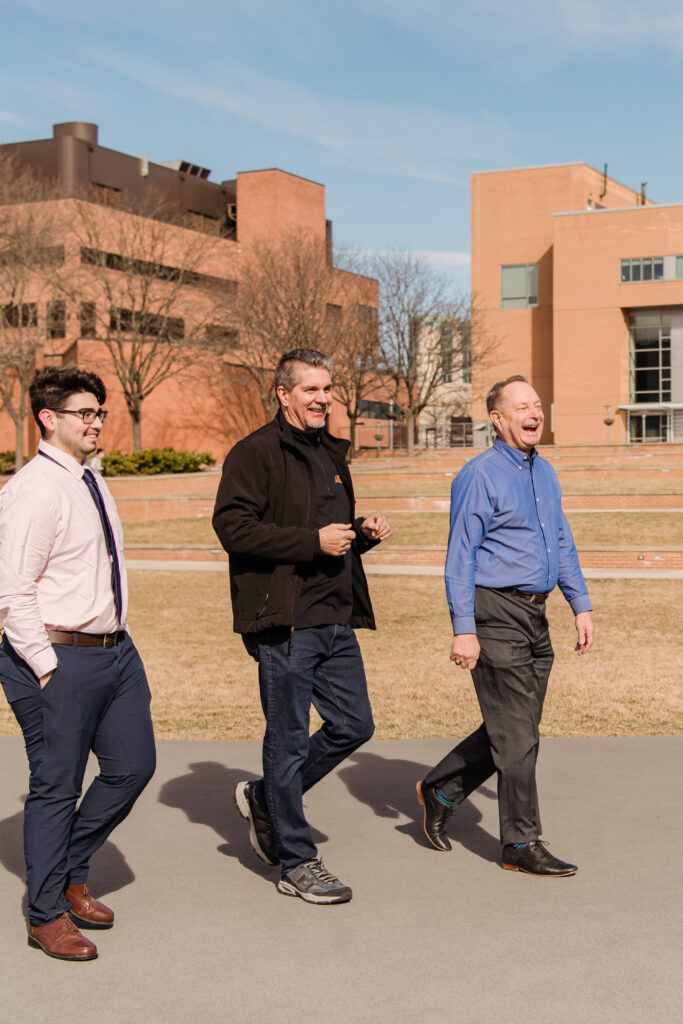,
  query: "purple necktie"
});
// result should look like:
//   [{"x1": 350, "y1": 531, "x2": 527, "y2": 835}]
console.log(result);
[{"x1": 82, "y1": 468, "x2": 123, "y2": 625}]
